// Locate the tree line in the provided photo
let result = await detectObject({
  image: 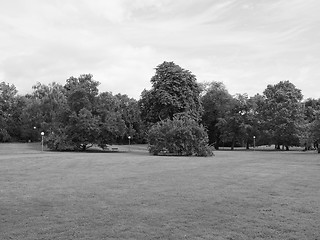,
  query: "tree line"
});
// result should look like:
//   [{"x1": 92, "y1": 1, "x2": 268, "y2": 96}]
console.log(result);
[{"x1": 0, "y1": 61, "x2": 319, "y2": 153}]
